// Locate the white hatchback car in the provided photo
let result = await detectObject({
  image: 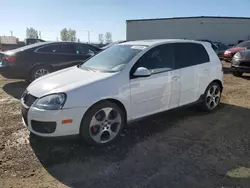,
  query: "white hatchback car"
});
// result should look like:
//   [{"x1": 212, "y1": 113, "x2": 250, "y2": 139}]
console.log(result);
[{"x1": 21, "y1": 39, "x2": 223, "y2": 146}]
